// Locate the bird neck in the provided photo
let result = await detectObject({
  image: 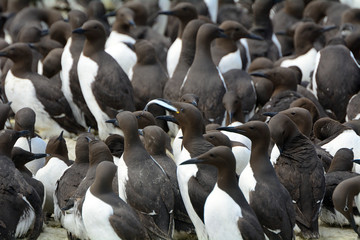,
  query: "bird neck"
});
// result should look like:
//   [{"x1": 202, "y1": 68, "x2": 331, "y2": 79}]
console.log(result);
[{"x1": 215, "y1": 38, "x2": 238, "y2": 53}]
